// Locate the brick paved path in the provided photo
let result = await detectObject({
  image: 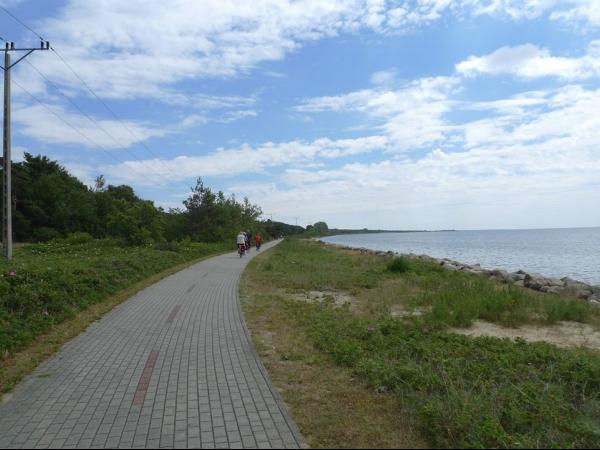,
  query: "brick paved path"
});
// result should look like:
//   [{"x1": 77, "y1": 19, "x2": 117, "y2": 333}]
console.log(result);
[{"x1": 0, "y1": 240, "x2": 304, "y2": 449}]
